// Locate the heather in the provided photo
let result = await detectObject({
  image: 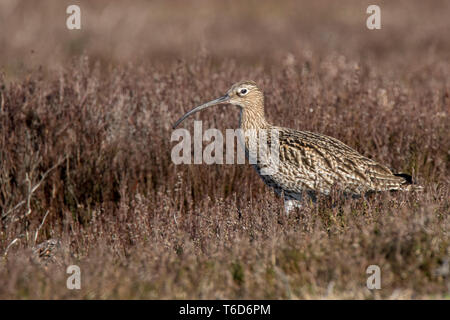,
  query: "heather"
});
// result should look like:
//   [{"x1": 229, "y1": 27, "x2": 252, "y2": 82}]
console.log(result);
[{"x1": 0, "y1": 0, "x2": 448, "y2": 299}]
